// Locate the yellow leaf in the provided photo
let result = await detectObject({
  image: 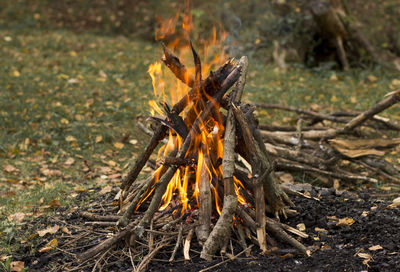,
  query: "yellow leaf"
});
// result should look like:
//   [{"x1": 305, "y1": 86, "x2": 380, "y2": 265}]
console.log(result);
[
  {"x1": 60, "y1": 118, "x2": 69, "y2": 124},
  {"x1": 330, "y1": 95, "x2": 338, "y2": 102},
  {"x1": 12, "y1": 70, "x2": 21, "y2": 77},
  {"x1": 336, "y1": 217, "x2": 355, "y2": 226},
  {"x1": 114, "y1": 142, "x2": 124, "y2": 149},
  {"x1": 10, "y1": 261, "x2": 25, "y2": 272},
  {"x1": 95, "y1": 135, "x2": 103, "y2": 143},
  {"x1": 37, "y1": 225, "x2": 60, "y2": 237},
  {"x1": 69, "y1": 51, "x2": 77, "y2": 57},
  {"x1": 368, "y1": 245, "x2": 383, "y2": 251},
  {"x1": 329, "y1": 73, "x2": 338, "y2": 81},
  {"x1": 39, "y1": 238, "x2": 58, "y2": 253}
]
